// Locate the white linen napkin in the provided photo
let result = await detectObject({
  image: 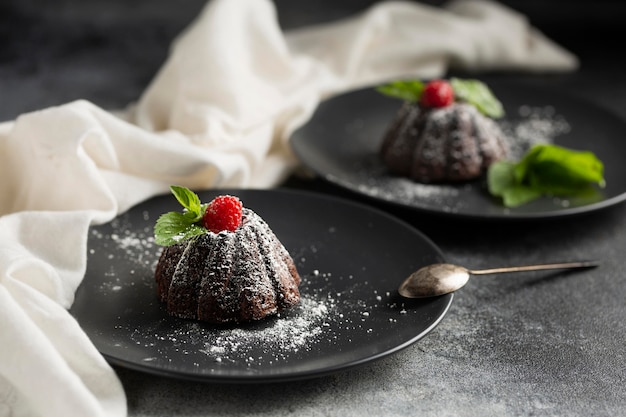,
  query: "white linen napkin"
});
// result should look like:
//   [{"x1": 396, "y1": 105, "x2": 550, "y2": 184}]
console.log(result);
[{"x1": 0, "y1": 0, "x2": 577, "y2": 415}]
